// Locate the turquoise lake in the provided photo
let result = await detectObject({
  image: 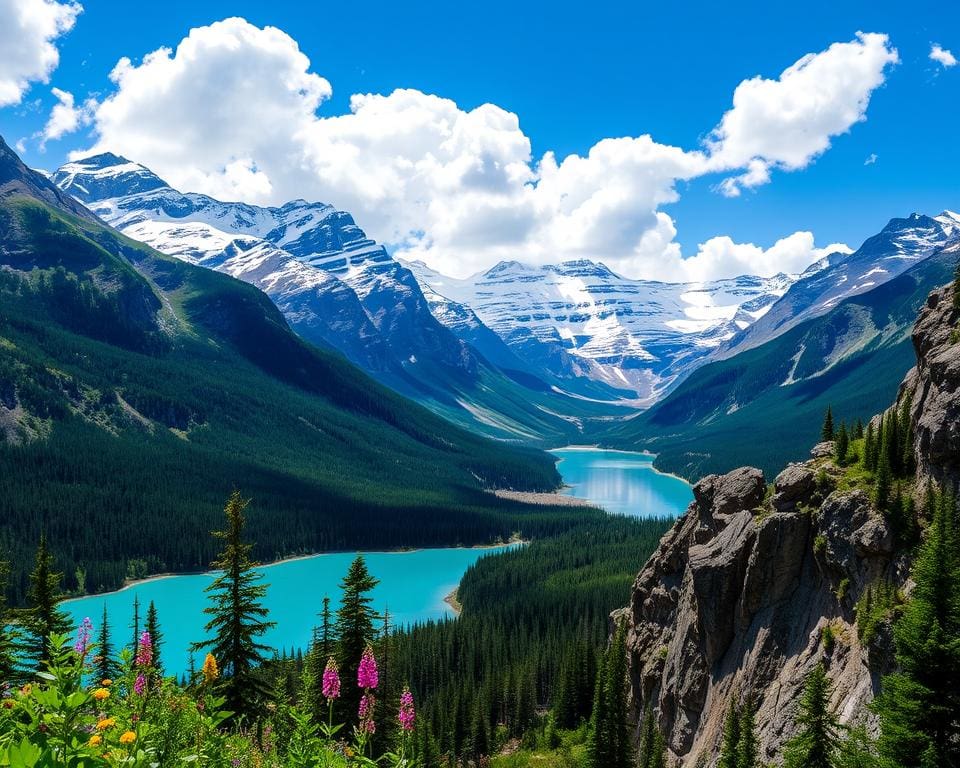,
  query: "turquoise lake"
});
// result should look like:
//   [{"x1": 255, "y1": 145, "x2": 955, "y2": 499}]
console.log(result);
[
  {"x1": 552, "y1": 447, "x2": 693, "y2": 517},
  {"x1": 64, "y1": 448, "x2": 691, "y2": 677}
]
